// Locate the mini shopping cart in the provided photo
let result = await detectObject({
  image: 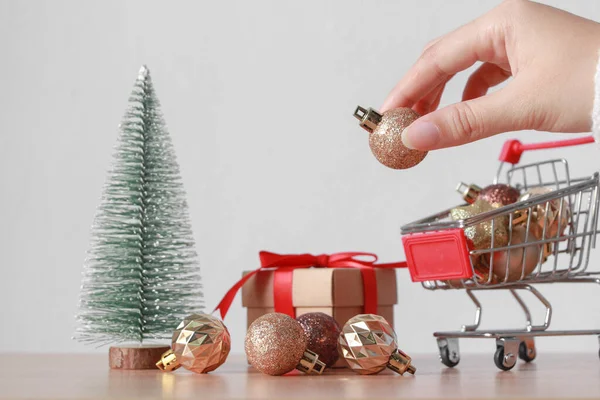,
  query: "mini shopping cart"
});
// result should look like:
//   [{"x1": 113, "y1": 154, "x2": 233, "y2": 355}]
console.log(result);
[{"x1": 401, "y1": 136, "x2": 600, "y2": 371}]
